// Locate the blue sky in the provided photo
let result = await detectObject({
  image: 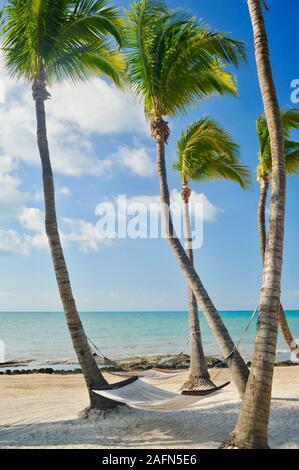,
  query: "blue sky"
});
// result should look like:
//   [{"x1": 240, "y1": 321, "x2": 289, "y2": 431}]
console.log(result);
[{"x1": 0, "y1": 0, "x2": 298, "y2": 311}]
